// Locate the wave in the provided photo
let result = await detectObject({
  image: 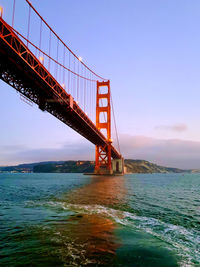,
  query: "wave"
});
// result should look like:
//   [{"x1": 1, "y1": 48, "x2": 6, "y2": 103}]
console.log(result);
[{"x1": 25, "y1": 200, "x2": 200, "y2": 266}]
